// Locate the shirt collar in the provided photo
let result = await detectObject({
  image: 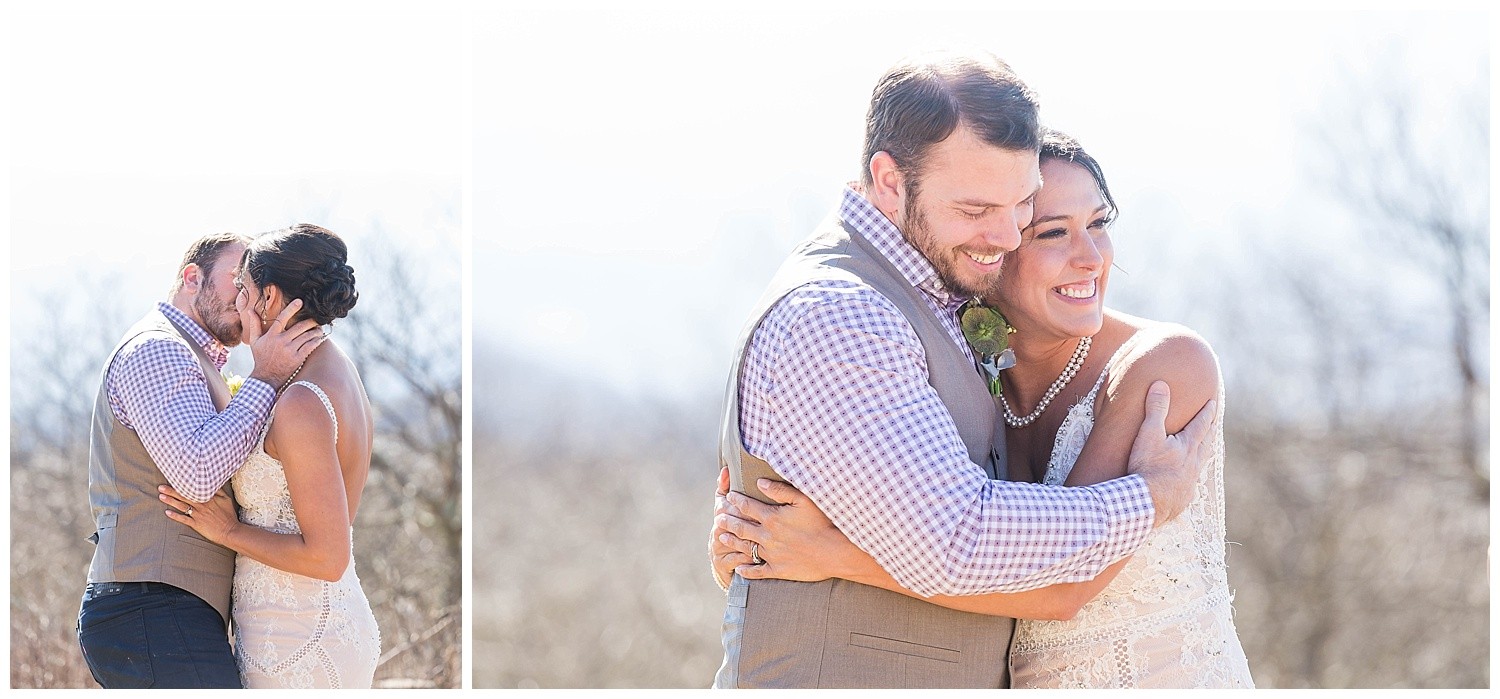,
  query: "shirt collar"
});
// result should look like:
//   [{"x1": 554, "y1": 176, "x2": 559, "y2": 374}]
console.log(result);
[
  {"x1": 157, "y1": 301, "x2": 230, "y2": 369},
  {"x1": 838, "y1": 184, "x2": 971, "y2": 311}
]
